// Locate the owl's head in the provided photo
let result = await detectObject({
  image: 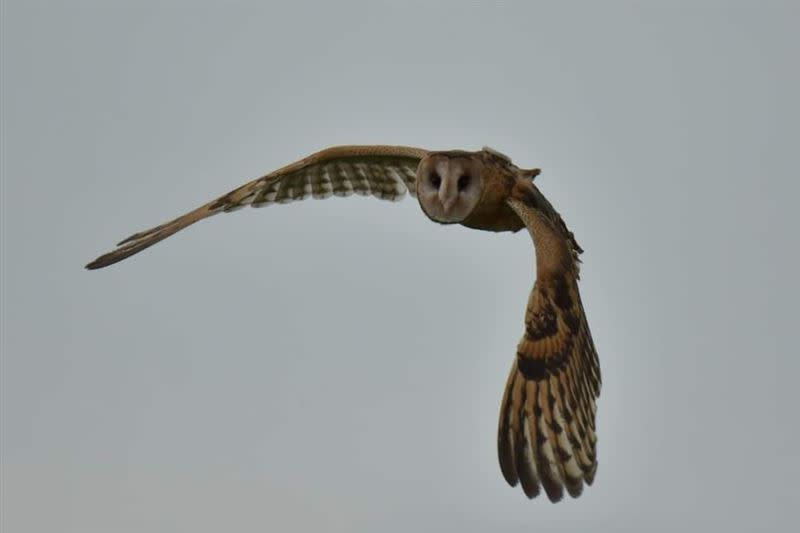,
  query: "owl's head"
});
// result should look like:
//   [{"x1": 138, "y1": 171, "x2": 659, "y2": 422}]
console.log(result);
[{"x1": 416, "y1": 151, "x2": 485, "y2": 224}]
